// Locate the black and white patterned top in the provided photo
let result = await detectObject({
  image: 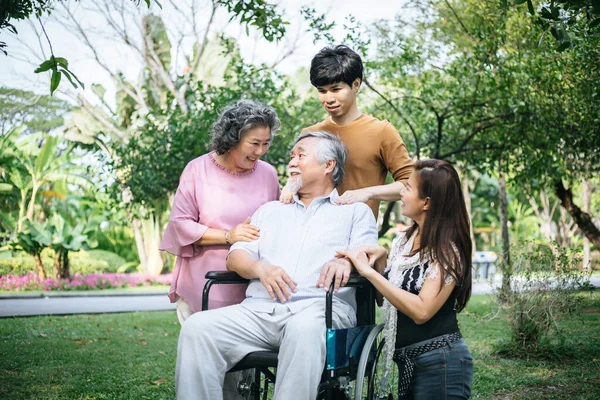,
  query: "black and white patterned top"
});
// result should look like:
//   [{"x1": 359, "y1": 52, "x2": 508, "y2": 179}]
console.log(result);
[{"x1": 379, "y1": 229, "x2": 459, "y2": 386}]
